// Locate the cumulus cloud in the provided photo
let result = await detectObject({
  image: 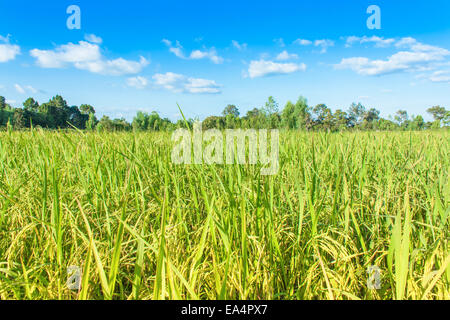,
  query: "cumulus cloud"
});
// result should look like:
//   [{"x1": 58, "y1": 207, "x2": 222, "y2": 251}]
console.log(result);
[
  {"x1": 345, "y1": 36, "x2": 395, "y2": 48},
  {"x1": 293, "y1": 39, "x2": 312, "y2": 46},
  {"x1": 162, "y1": 39, "x2": 223, "y2": 64},
  {"x1": 232, "y1": 40, "x2": 247, "y2": 51},
  {"x1": 293, "y1": 38, "x2": 334, "y2": 53},
  {"x1": 273, "y1": 38, "x2": 285, "y2": 47},
  {"x1": 248, "y1": 60, "x2": 306, "y2": 78},
  {"x1": 152, "y1": 72, "x2": 221, "y2": 94},
  {"x1": 276, "y1": 50, "x2": 299, "y2": 61},
  {"x1": 335, "y1": 38, "x2": 450, "y2": 76},
  {"x1": 189, "y1": 48, "x2": 223, "y2": 64},
  {"x1": 314, "y1": 39, "x2": 335, "y2": 53},
  {"x1": 30, "y1": 41, "x2": 148, "y2": 75},
  {"x1": 0, "y1": 34, "x2": 20, "y2": 62},
  {"x1": 84, "y1": 34, "x2": 103, "y2": 44},
  {"x1": 429, "y1": 70, "x2": 450, "y2": 83},
  {"x1": 126, "y1": 76, "x2": 149, "y2": 89}
]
